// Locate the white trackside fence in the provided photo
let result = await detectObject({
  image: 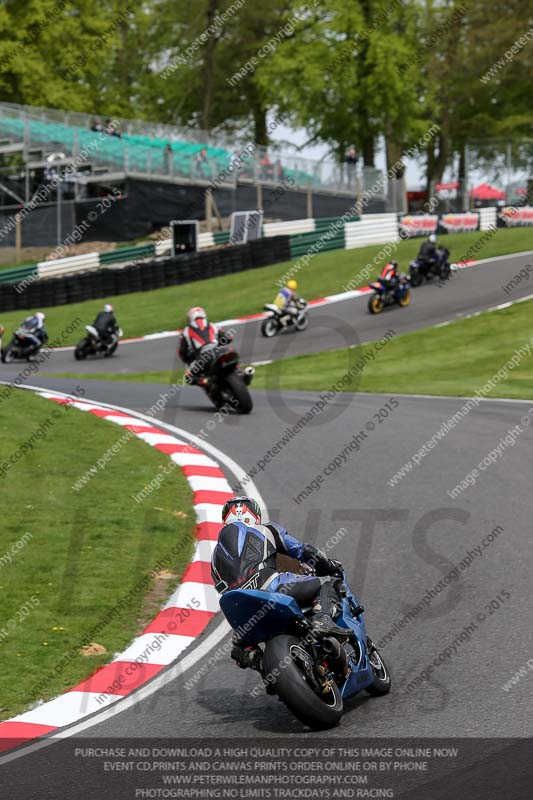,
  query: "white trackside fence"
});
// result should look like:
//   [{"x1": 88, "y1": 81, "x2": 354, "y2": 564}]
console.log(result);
[{"x1": 9, "y1": 208, "x2": 505, "y2": 284}]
